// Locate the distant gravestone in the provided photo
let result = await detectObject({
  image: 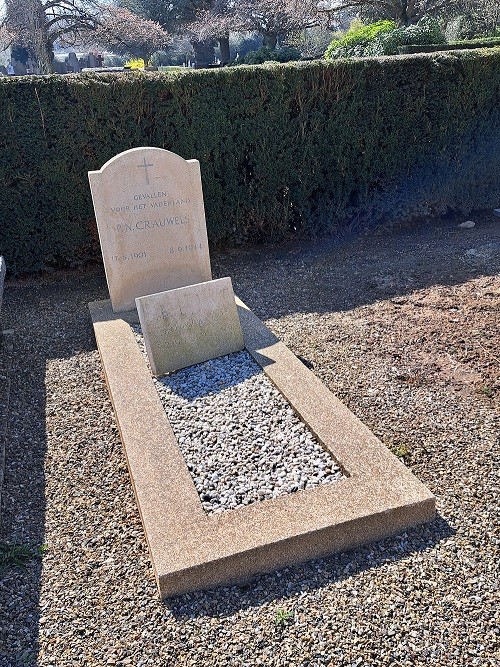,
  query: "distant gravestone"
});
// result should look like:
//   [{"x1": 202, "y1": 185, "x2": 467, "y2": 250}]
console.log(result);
[
  {"x1": 67, "y1": 52, "x2": 80, "y2": 73},
  {"x1": 52, "y1": 60, "x2": 67, "y2": 74},
  {"x1": 135, "y1": 278, "x2": 244, "y2": 376},
  {"x1": 12, "y1": 59, "x2": 26, "y2": 75},
  {"x1": 89, "y1": 147, "x2": 212, "y2": 312},
  {"x1": 26, "y1": 58, "x2": 39, "y2": 74}
]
